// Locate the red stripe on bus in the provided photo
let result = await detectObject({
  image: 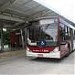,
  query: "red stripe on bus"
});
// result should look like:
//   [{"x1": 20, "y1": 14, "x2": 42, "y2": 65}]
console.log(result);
[{"x1": 28, "y1": 46, "x2": 56, "y2": 53}]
